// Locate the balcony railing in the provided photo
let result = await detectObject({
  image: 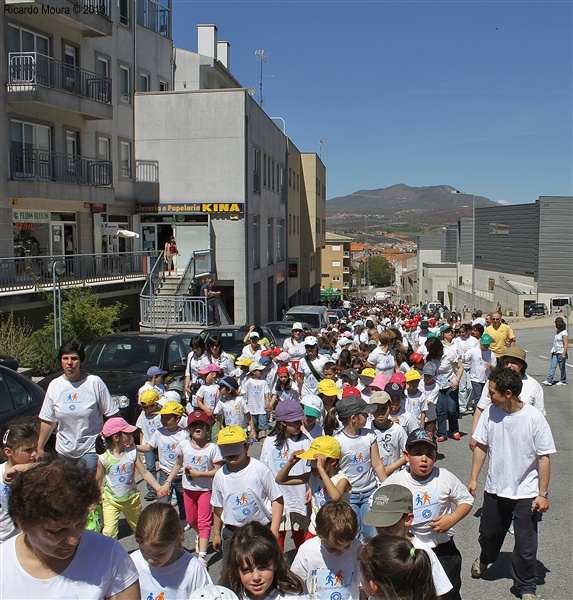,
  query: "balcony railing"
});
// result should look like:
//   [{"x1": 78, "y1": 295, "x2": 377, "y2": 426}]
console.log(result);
[
  {"x1": 8, "y1": 52, "x2": 112, "y2": 104},
  {"x1": 136, "y1": 160, "x2": 159, "y2": 183},
  {"x1": 0, "y1": 251, "x2": 156, "y2": 294},
  {"x1": 10, "y1": 149, "x2": 112, "y2": 186}
]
